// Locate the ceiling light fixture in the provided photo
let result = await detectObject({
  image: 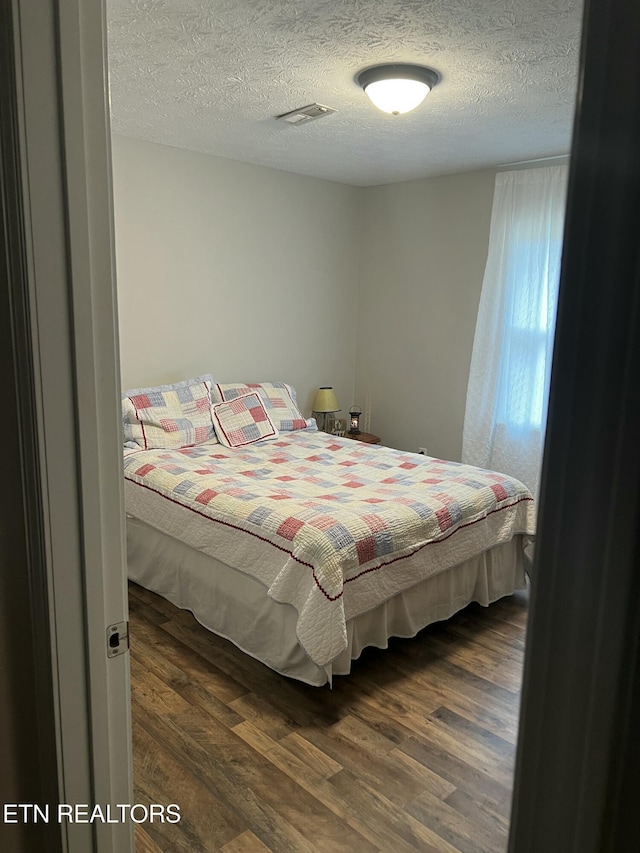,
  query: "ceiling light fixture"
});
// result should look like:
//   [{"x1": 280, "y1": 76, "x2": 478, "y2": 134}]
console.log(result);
[{"x1": 356, "y1": 64, "x2": 440, "y2": 116}]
